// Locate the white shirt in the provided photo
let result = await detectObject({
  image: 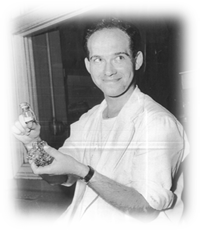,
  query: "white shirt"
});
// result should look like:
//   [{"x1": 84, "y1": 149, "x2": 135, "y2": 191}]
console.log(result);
[{"x1": 58, "y1": 86, "x2": 189, "y2": 227}]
